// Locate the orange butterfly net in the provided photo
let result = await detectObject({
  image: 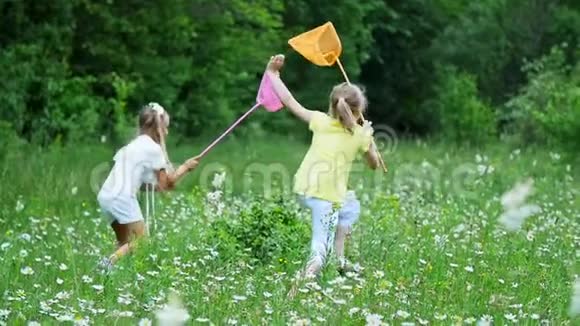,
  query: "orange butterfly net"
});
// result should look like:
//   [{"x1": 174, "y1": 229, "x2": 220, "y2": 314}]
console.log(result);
[{"x1": 288, "y1": 22, "x2": 342, "y2": 67}]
